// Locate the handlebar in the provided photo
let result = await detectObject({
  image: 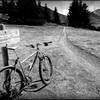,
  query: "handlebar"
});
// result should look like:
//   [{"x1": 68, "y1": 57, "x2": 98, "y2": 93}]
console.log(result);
[
  {"x1": 7, "y1": 41, "x2": 52, "y2": 51},
  {"x1": 25, "y1": 41, "x2": 52, "y2": 49}
]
